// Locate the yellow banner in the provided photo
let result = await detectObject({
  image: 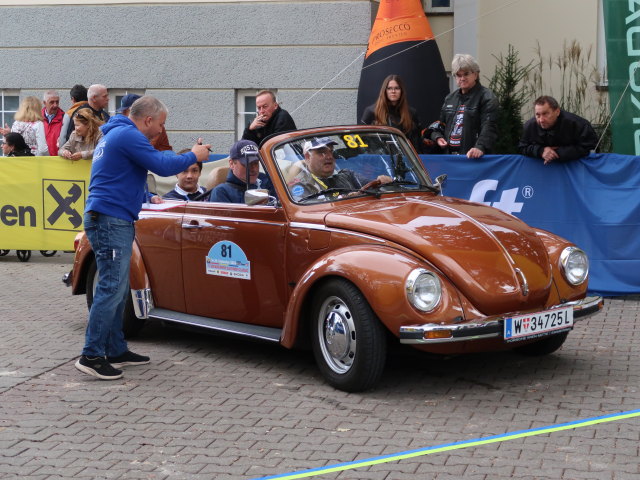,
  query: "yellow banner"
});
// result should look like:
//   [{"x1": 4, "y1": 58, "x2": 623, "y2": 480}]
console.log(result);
[{"x1": 0, "y1": 156, "x2": 91, "y2": 250}]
